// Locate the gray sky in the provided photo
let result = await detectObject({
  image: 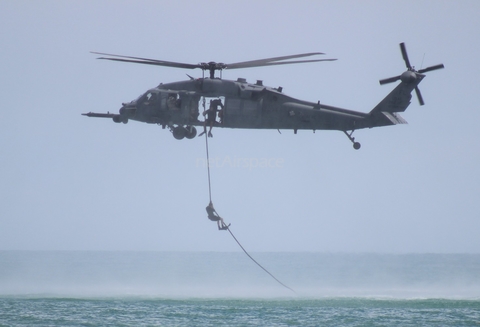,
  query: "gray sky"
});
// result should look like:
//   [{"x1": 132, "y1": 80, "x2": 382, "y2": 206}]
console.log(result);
[{"x1": 1, "y1": 0, "x2": 479, "y2": 252}]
